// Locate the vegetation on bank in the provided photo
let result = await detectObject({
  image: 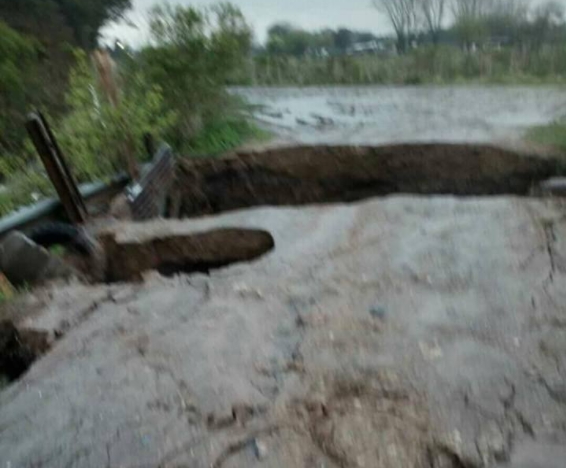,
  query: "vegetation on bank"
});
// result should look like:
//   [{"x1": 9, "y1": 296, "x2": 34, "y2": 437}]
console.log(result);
[
  {"x1": 527, "y1": 120, "x2": 566, "y2": 153},
  {"x1": 0, "y1": 1, "x2": 259, "y2": 216},
  {"x1": 245, "y1": 46, "x2": 566, "y2": 86}
]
